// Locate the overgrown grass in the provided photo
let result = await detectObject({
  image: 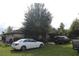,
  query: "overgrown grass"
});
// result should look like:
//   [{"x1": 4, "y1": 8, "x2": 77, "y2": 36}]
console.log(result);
[{"x1": 0, "y1": 42, "x2": 78, "y2": 56}]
